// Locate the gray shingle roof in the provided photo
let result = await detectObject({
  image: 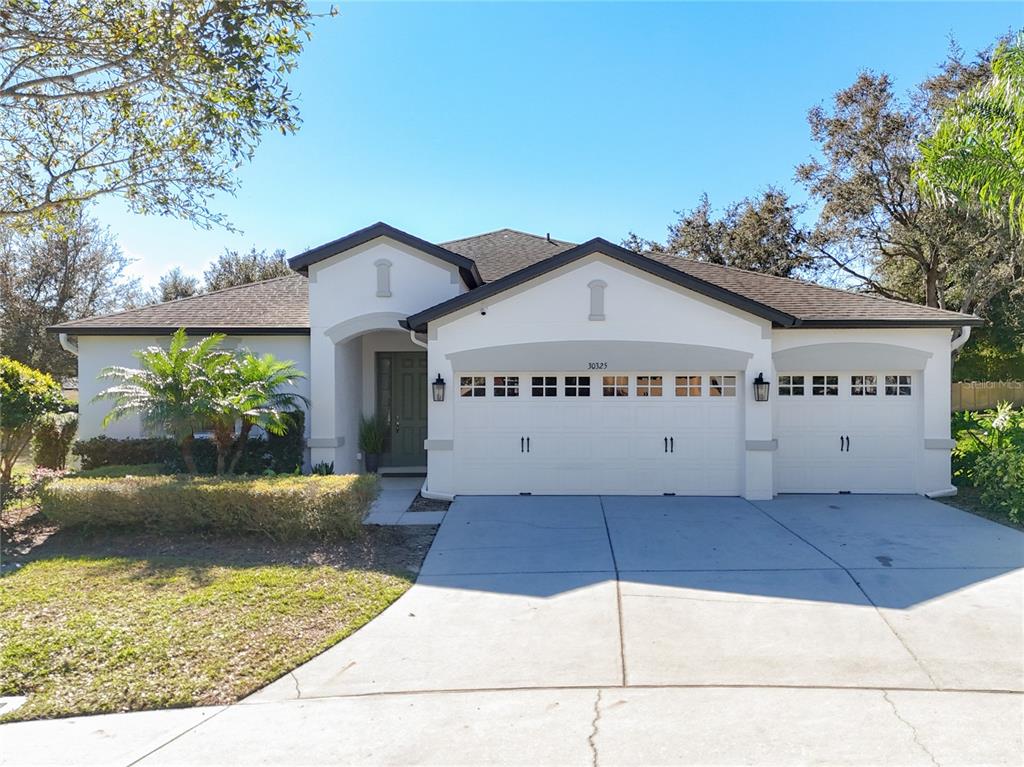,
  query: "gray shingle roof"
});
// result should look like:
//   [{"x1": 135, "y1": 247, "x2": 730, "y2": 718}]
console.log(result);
[
  {"x1": 49, "y1": 275, "x2": 309, "y2": 335},
  {"x1": 50, "y1": 227, "x2": 980, "y2": 335},
  {"x1": 442, "y1": 229, "x2": 576, "y2": 282}
]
